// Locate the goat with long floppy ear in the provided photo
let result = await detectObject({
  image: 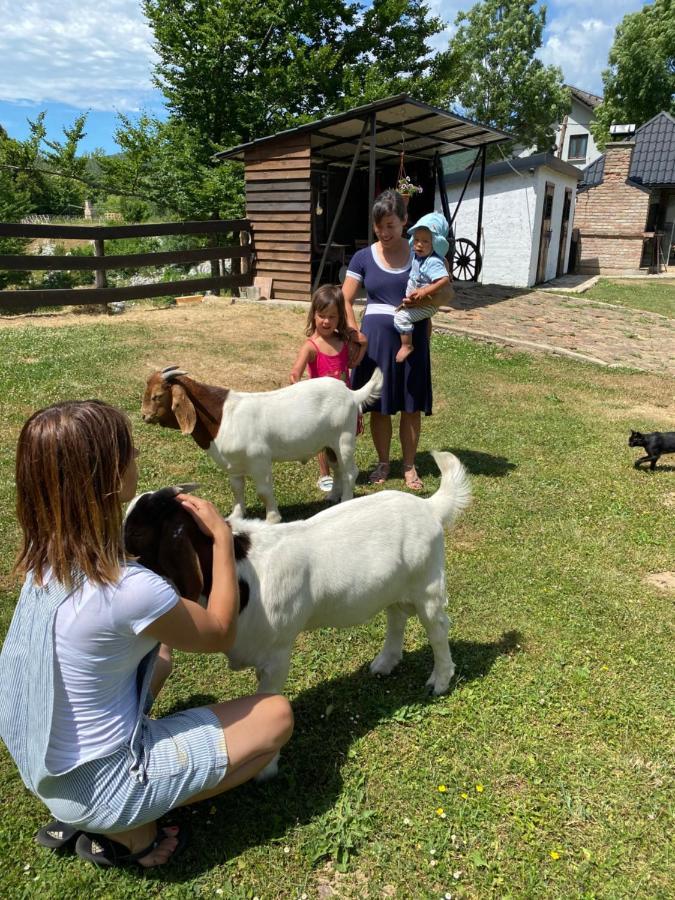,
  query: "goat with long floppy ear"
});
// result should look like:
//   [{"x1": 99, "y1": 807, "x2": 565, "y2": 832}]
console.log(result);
[
  {"x1": 159, "y1": 367, "x2": 197, "y2": 436},
  {"x1": 124, "y1": 484, "x2": 251, "y2": 610},
  {"x1": 124, "y1": 483, "x2": 207, "y2": 601}
]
